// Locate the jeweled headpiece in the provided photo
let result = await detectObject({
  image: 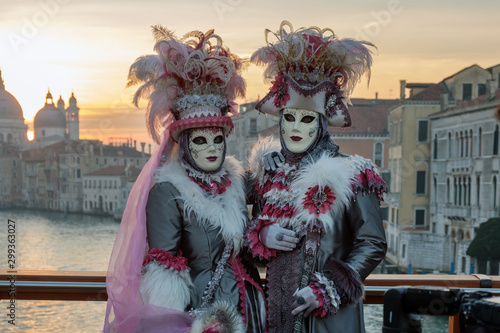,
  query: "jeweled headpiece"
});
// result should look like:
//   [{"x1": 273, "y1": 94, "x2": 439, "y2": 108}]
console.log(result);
[
  {"x1": 252, "y1": 20, "x2": 374, "y2": 127},
  {"x1": 128, "y1": 26, "x2": 246, "y2": 142}
]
